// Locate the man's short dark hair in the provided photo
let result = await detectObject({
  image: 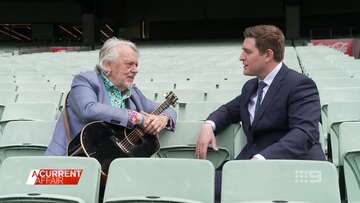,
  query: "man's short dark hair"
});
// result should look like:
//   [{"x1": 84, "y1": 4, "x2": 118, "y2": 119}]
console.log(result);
[{"x1": 243, "y1": 25, "x2": 285, "y2": 62}]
